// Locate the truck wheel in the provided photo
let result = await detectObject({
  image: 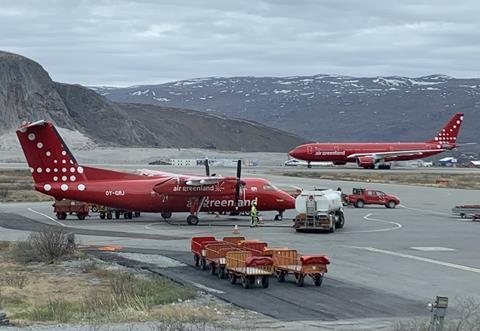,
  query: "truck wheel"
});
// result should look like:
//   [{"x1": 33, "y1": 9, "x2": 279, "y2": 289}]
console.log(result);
[
  {"x1": 106, "y1": 212, "x2": 113, "y2": 220},
  {"x1": 187, "y1": 215, "x2": 199, "y2": 225},
  {"x1": 314, "y1": 274, "x2": 323, "y2": 287},
  {"x1": 355, "y1": 200, "x2": 365, "y2": 208},
  {"x1": 386, "y1": 201, "x2": 396, "y2": 209},
  {"x1": 57, "y1": 212, "x2": 67, "y2": 220},
  {"x1": 261, "y1": 276, "x2": 269, "y2": 288},
  {"x1": 161, "y1": 212, "x2": 172, "y2": 219},
  {"x1": 229, "y1": 273, "x2": 237, "y2": 284},
  {"x1": 100, "y1": 212, "x2": 105, "y2": 219},
  {"x1": 336, "y1": 212, "x2": 345, "y2": 229},
  {"x1": 77, "y1": 213, "x2": 86, "y2": 220},
  {"x1": 242, "y1": 276, "x2": 250, "y2": 289}
]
